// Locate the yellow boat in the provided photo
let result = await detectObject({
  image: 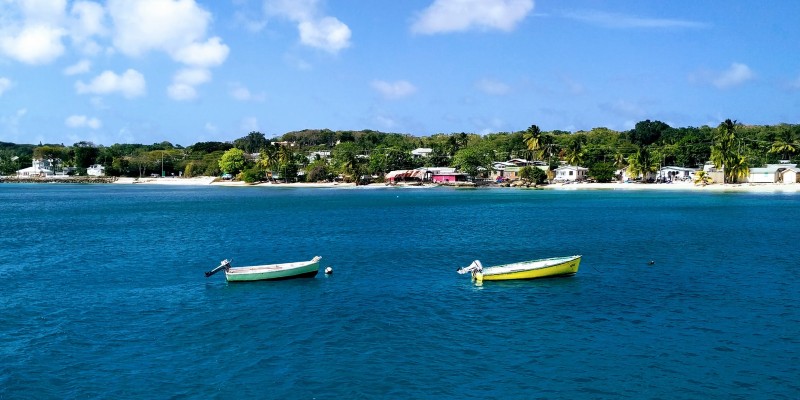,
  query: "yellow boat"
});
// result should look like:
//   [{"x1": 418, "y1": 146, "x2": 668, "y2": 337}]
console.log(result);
[{"x1": 457, "y1": 255, "x2": 581, "y2": 282}]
